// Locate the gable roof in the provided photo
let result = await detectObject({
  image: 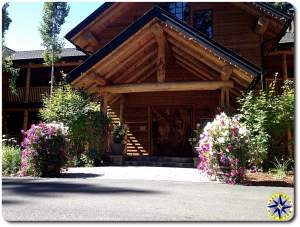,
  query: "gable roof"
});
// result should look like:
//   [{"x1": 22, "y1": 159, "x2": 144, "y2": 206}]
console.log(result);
[
  {"x1": 67, "y1": 6, "x2": 262, "y2": 86},
  {"x1": 65, "y1": 2, "x2": 292, "y2": 45}
]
